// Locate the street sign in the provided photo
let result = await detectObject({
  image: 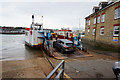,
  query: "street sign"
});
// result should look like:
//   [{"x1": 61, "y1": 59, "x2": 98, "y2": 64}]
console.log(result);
[{"x1": 113, "y1": 37, "x2": 118, "y2": 42}]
